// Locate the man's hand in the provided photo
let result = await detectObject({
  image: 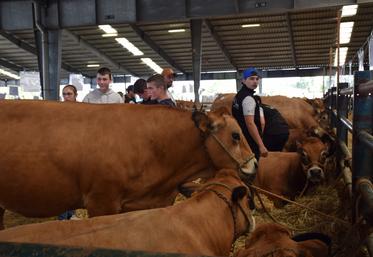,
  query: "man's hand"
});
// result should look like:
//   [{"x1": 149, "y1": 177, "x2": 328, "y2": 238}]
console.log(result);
[{"x1": 259, "y1": 145, "x2": 268, "y2": 157}]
